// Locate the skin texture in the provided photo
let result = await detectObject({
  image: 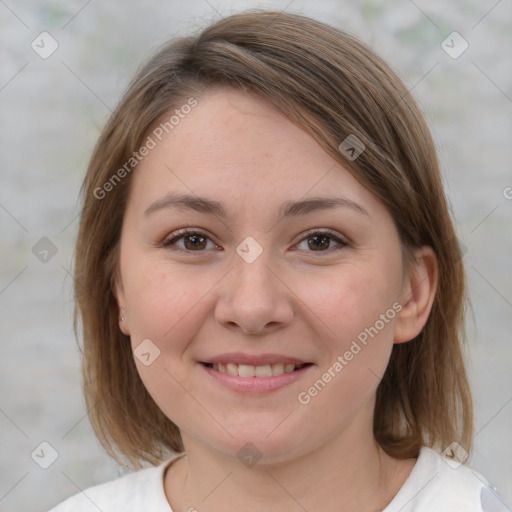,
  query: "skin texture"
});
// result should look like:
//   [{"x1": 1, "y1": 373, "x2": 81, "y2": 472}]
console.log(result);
[{"x1": 114, "y1": 88, "x2": 438, "y2": 511}]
